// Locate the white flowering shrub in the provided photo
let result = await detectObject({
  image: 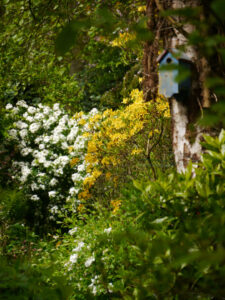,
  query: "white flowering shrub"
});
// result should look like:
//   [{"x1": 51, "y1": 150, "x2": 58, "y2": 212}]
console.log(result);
[
  {"x1": 5, "y1": 101, "x2": 98, "y2": 225},
  {"x1": 58, "y1": 217, "x2": 117, "y2": 298}
]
